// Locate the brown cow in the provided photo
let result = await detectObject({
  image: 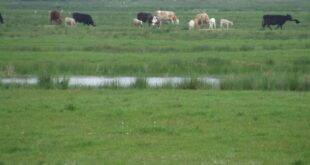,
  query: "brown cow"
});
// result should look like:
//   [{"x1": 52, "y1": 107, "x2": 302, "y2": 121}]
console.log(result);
[
  {"x1": 50, "y1": 10, "x2": 62, "y2": 25},
  {"x1": 155, "y1": 10, "x2": 179, "y2": 24},
  {"x1": 196, "y1": 12, "x2": 210, "y2": 28}
]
